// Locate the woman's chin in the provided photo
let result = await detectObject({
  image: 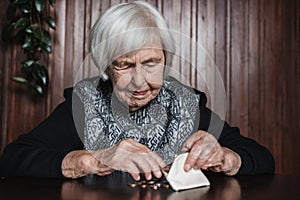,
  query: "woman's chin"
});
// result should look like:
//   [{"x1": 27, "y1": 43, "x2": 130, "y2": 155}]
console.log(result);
[{"x1": 128, "y1": 101, "x2": 149, "y2": 111}]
